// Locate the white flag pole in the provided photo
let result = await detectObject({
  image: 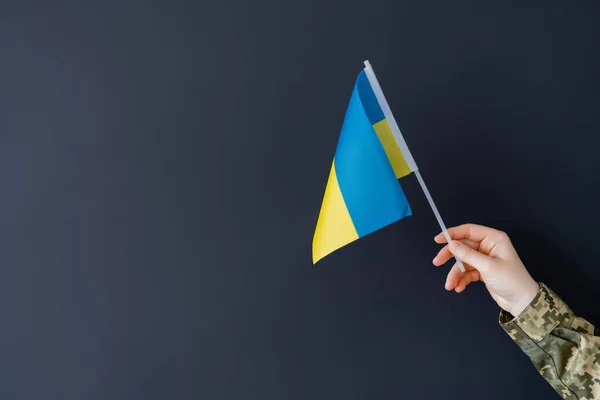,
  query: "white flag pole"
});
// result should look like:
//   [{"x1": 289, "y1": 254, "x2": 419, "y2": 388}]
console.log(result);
[{"x1": 363, "y1": 60, "x2": 465, "y2": 273}]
